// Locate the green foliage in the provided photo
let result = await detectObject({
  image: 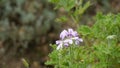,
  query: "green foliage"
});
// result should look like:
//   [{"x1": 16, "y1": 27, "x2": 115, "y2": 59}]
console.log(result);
[
  {"x1": 49, "y1": 0, "x2": 91, "y2": 23},
  {"x1": 49, "y1": 0, "x2": 75, "y2": 11},
  {"x1": 46, "y1": 13, "x2": 120, "y2": 68},
  {"x1": 93, "y1": 13, "x2": 120, "y2": 40},
  {"x1": 79, "y1": 13, "x2": 120, "y2": 41},
  {"x1": 55, "y1": 16, "x2": 68, "y2": 23},
  {"x1": 78, "y1": 25, "x2": 91, "y2": 36}
]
